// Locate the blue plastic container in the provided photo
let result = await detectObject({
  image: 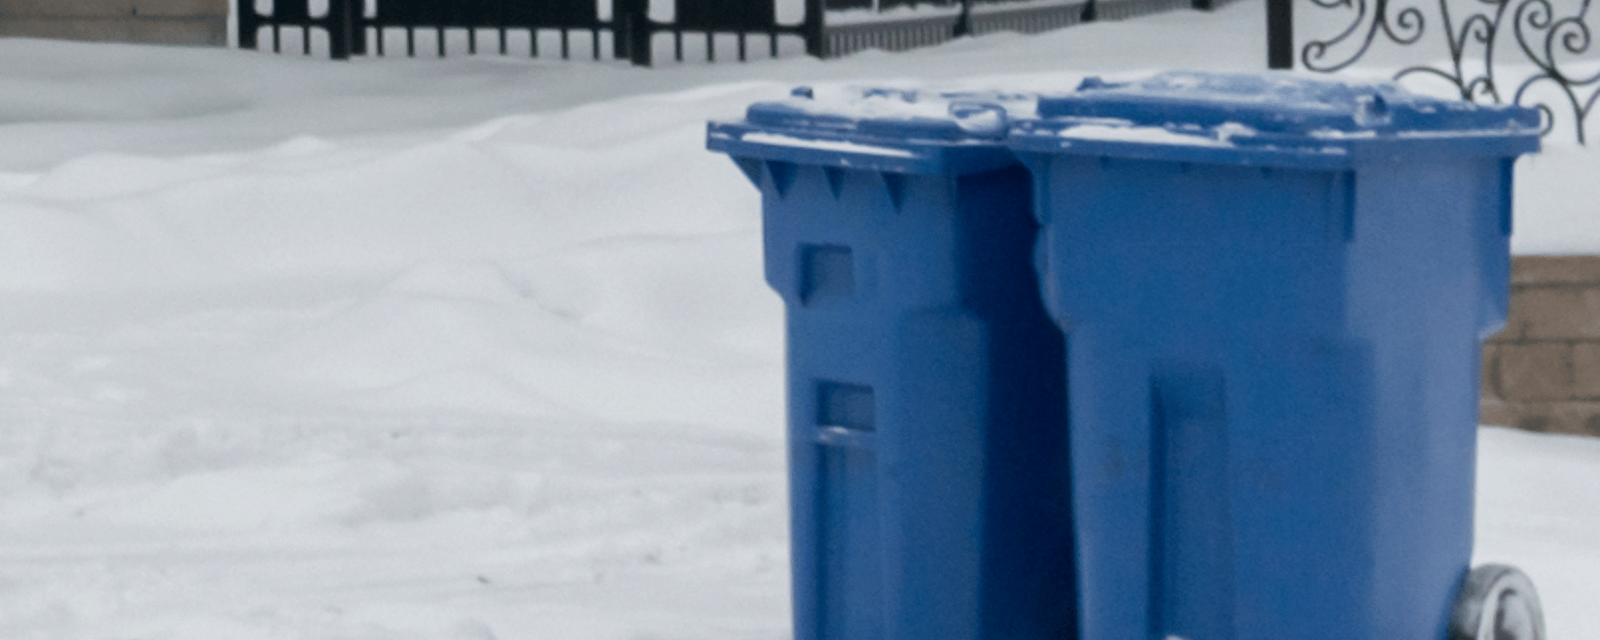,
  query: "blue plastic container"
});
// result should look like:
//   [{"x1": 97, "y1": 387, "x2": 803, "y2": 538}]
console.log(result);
[
  {"x1": 708, "y1": 87, "x2": 1075, "y2": 640},
  {"x1": 1008, "y1": 72, "x2": 1541, "y2": 640}
]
